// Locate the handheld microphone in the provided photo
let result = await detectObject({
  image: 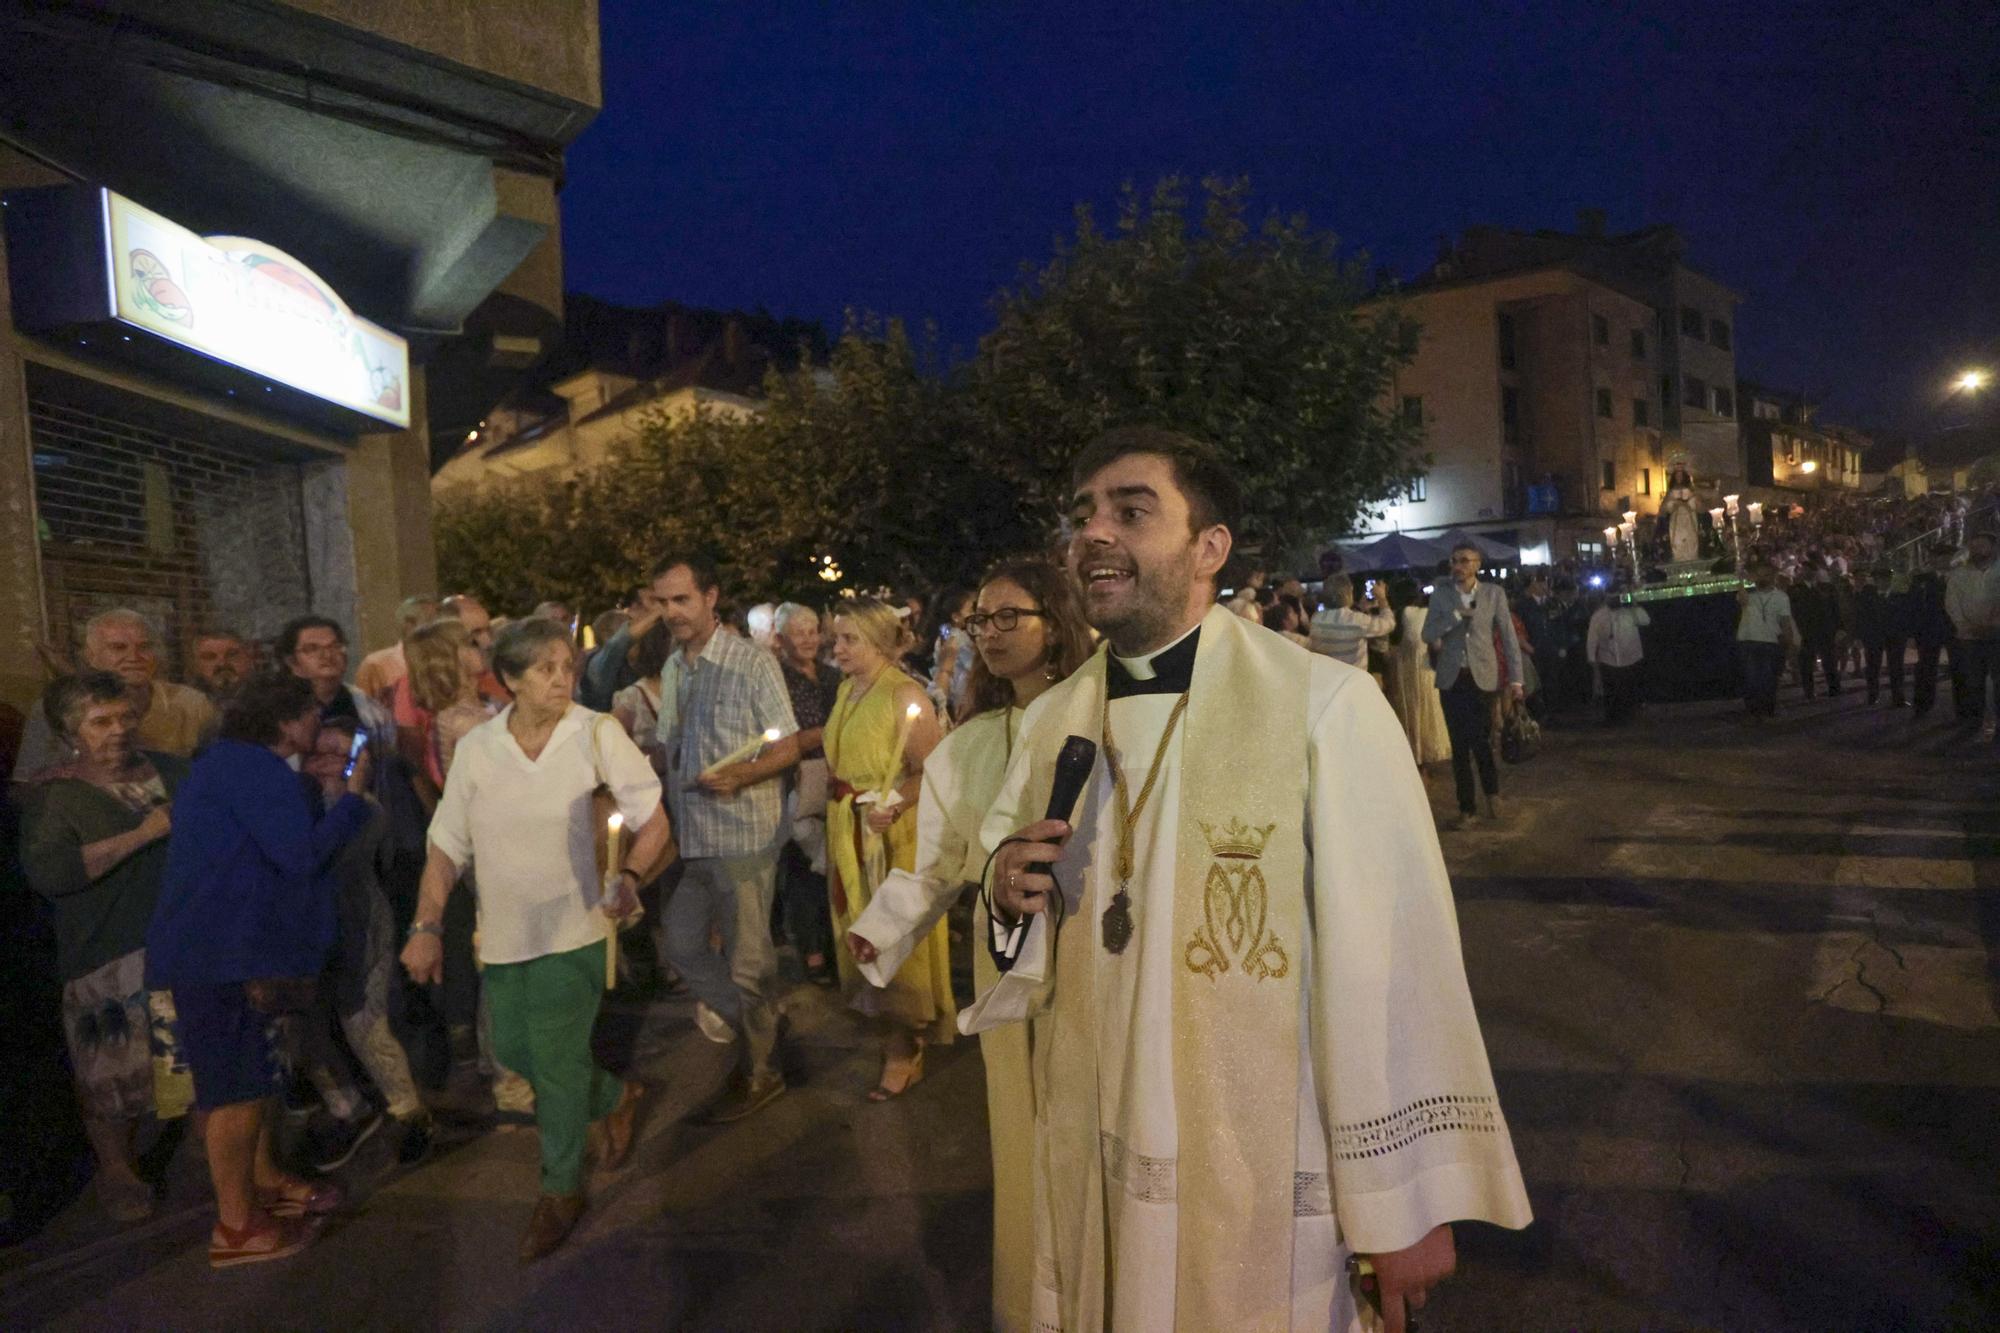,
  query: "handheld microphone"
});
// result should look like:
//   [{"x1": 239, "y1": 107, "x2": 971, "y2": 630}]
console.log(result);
[
  {"x1": 1043, "y1": 735, "x2": 1097, "y2": 827},
  {"x1": 988, "y1": 735, "x2": 1097, "y2": 972}
]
